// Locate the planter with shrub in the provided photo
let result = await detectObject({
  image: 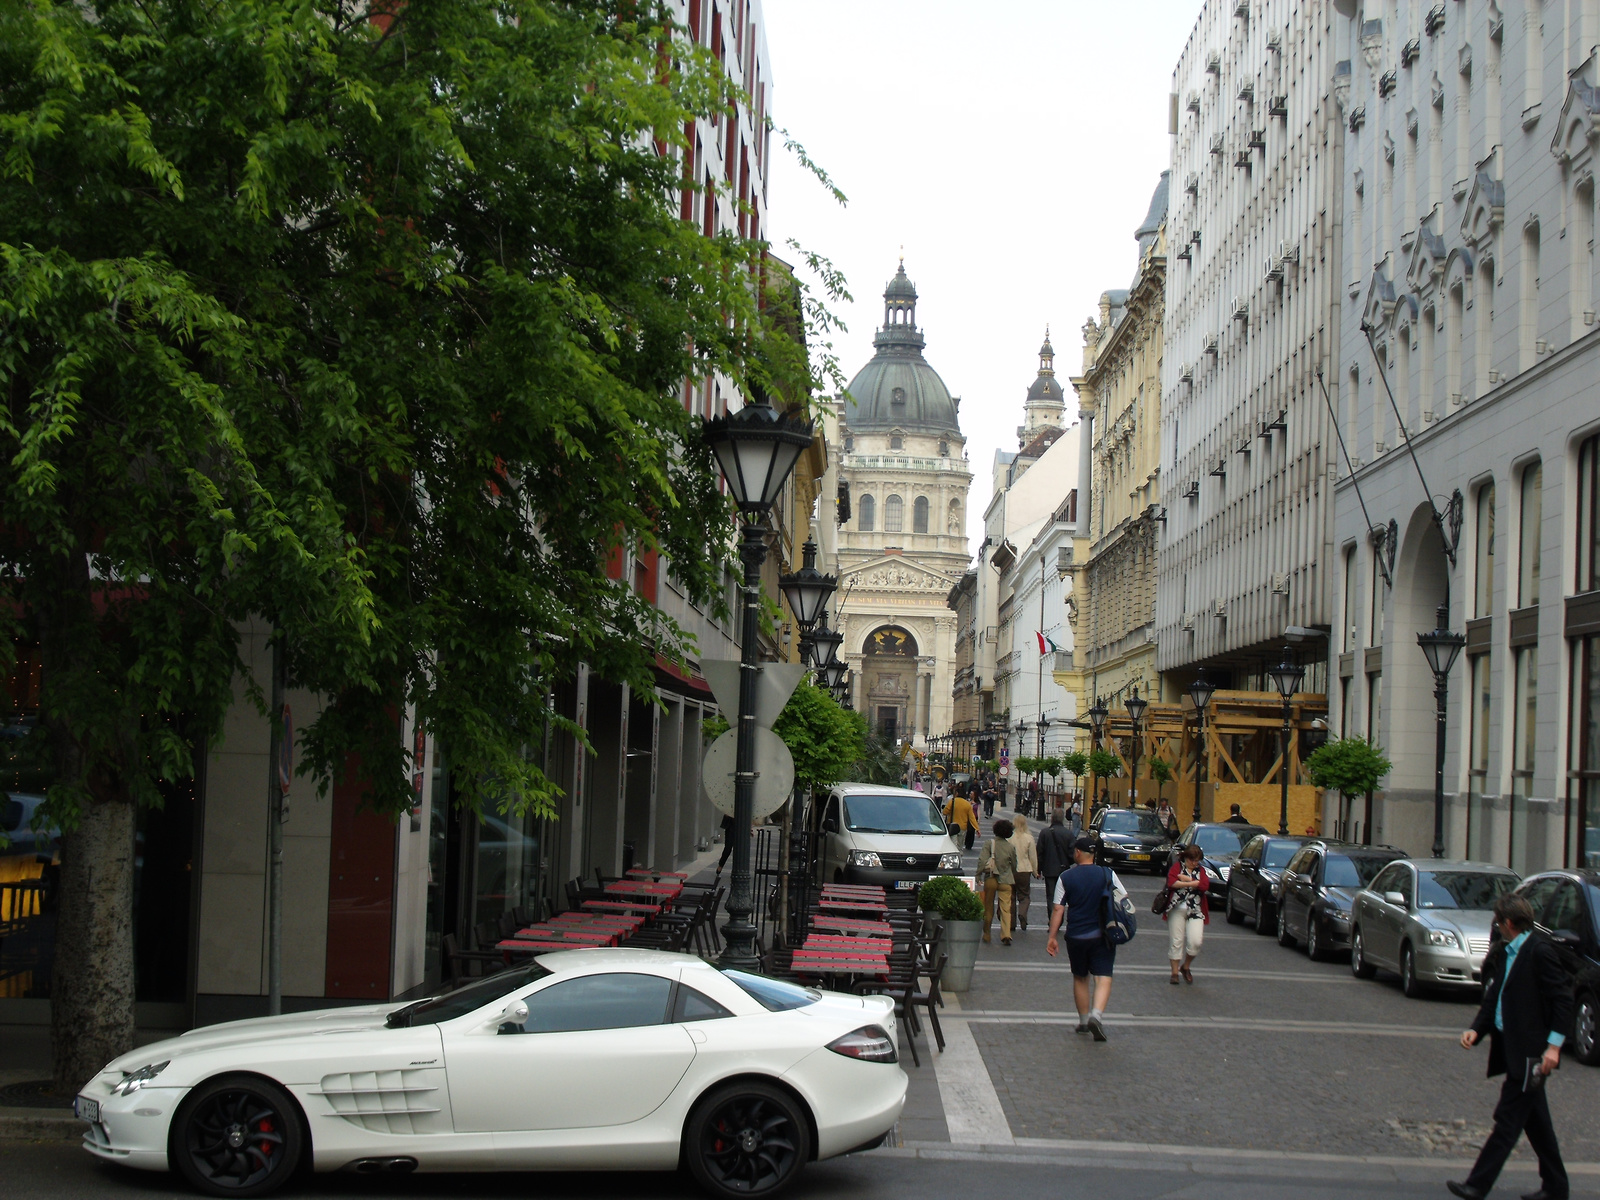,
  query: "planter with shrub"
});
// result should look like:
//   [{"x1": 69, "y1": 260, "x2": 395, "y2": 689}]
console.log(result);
[{"x1": 919, "y1": 875, "x2": 984, "y2": 991}]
